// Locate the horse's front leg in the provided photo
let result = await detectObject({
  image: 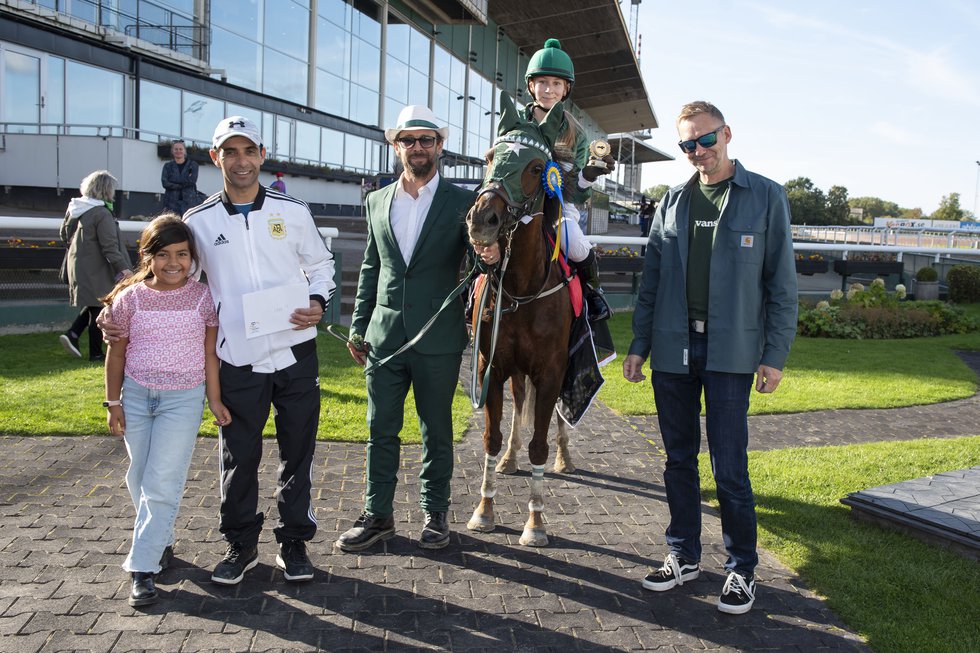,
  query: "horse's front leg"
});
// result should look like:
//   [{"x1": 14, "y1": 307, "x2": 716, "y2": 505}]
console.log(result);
[
  {"x1": 519, "y1": 379, "x2": 558, "y2": 547},
  {"x1": 467, "y1": 367, "x2": 505, "y2": 533},
  {"x1": 496, "y1": 376, "x2": 527, "y2": 475}
]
